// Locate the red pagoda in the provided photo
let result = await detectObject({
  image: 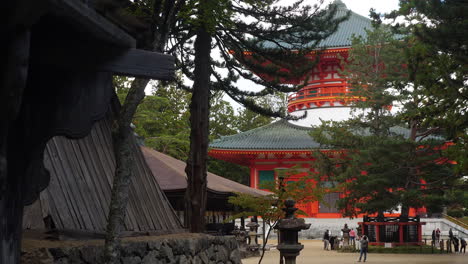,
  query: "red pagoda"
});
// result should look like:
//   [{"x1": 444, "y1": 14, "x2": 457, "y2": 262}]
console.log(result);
[{"x1": 208, "y1": 1, "x2": 427, "y2": 221}]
